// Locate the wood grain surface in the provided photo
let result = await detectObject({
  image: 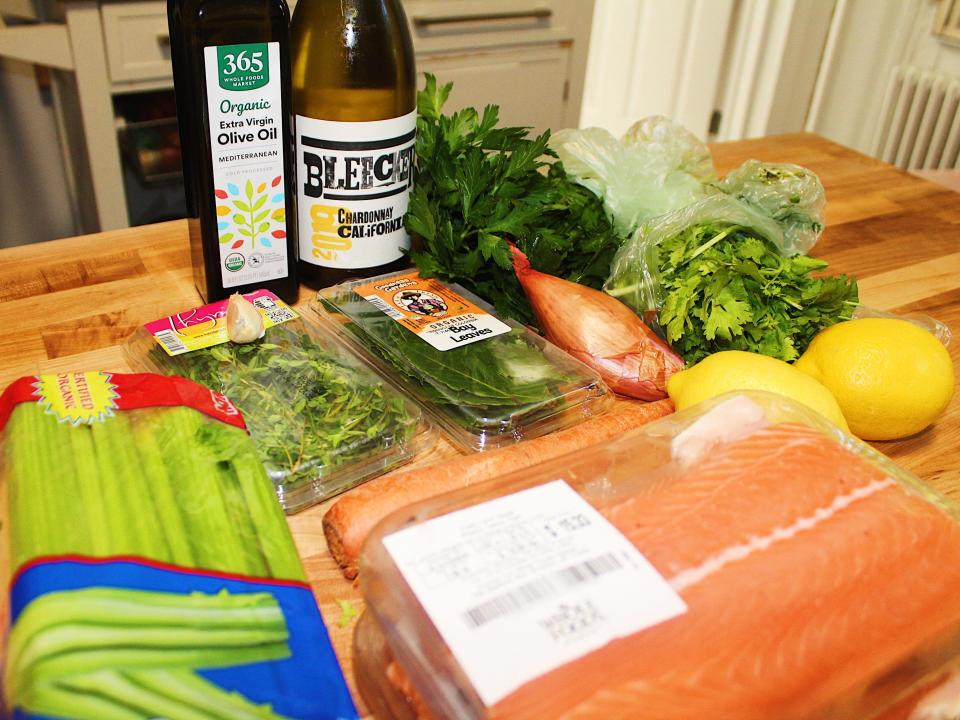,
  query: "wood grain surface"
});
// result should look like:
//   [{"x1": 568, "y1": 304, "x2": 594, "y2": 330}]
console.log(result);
[{"x1": 2, "y1": 133, "x2": 960, "y2": 717}]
